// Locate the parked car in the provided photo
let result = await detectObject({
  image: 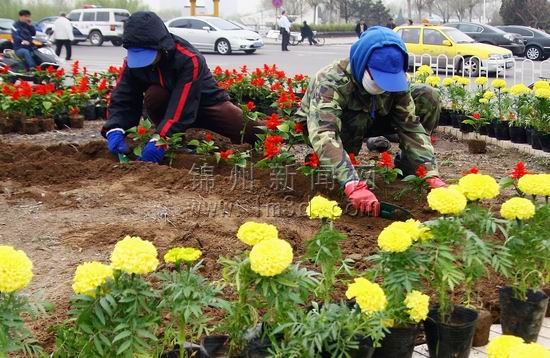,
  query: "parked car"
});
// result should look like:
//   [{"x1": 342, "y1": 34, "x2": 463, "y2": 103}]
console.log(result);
[
  {"x1": 35, "y1": 16, "x2": 87, "y2": 44},
  {"x1": 0, "y1": 18, "x2": 51, "y2": 45},
  {"x1": 496, "y1": 25, "x2": 550, "y2": 61},
  {"x1": 445, "y1": 22, "x2": 525, "y2": 56},
  {"x1": 394, "y1": 25, "x2": 514, "y2": 76},
  {"x1": 67, "y1": 8, "x2": 130, "y2": 46},
  {"x1": 165, "y1": 16, "x2": 264, "y2": 55}
]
